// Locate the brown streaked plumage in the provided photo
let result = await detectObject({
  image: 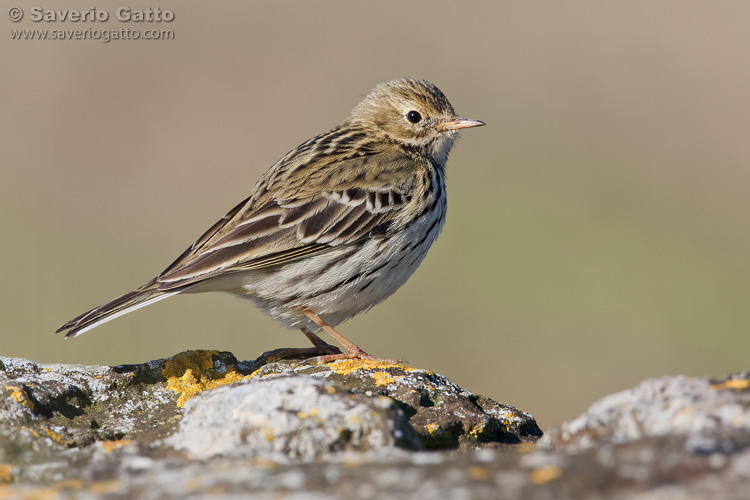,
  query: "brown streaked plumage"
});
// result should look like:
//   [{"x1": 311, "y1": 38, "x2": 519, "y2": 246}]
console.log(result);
[{"x1": 56, "y1": 78, "x2": 484, "y2": 362}]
